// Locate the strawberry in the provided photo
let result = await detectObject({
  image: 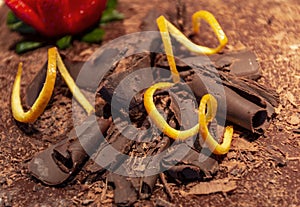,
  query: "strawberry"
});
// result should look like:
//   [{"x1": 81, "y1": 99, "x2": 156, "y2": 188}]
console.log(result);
[{"x1": 5, "y1": 0, "x2": 107, "y2": 37}]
